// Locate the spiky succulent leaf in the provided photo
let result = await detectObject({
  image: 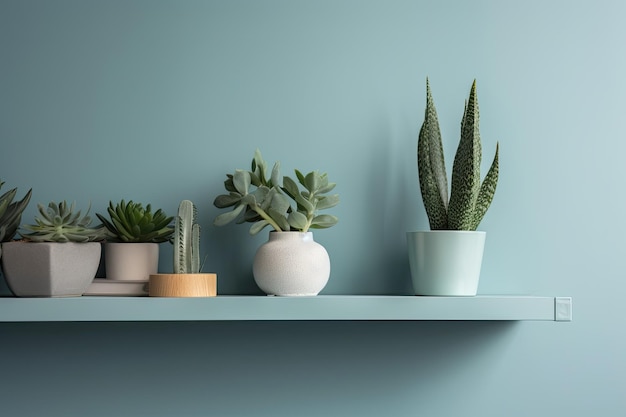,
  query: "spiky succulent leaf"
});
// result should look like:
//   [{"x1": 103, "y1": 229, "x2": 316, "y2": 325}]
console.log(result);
[
  {"x1": 471, "y1": 143, "x2": 499, "y2": 230},
  {"x1": 418, "y1": 79, "x2": 449, "y2": 230},
  {"x1": 22, "y1": 201, "x2": 105, "y2": 242},
  {"x1": 96, "y1": 200, "x2": 173, "y2": 243},
  {"x1": 0, "y1": 184, "x2": 32, "y2": 243},
  {"x1": 448, "y1": 80, "x2": 482, "y2": 230}
]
